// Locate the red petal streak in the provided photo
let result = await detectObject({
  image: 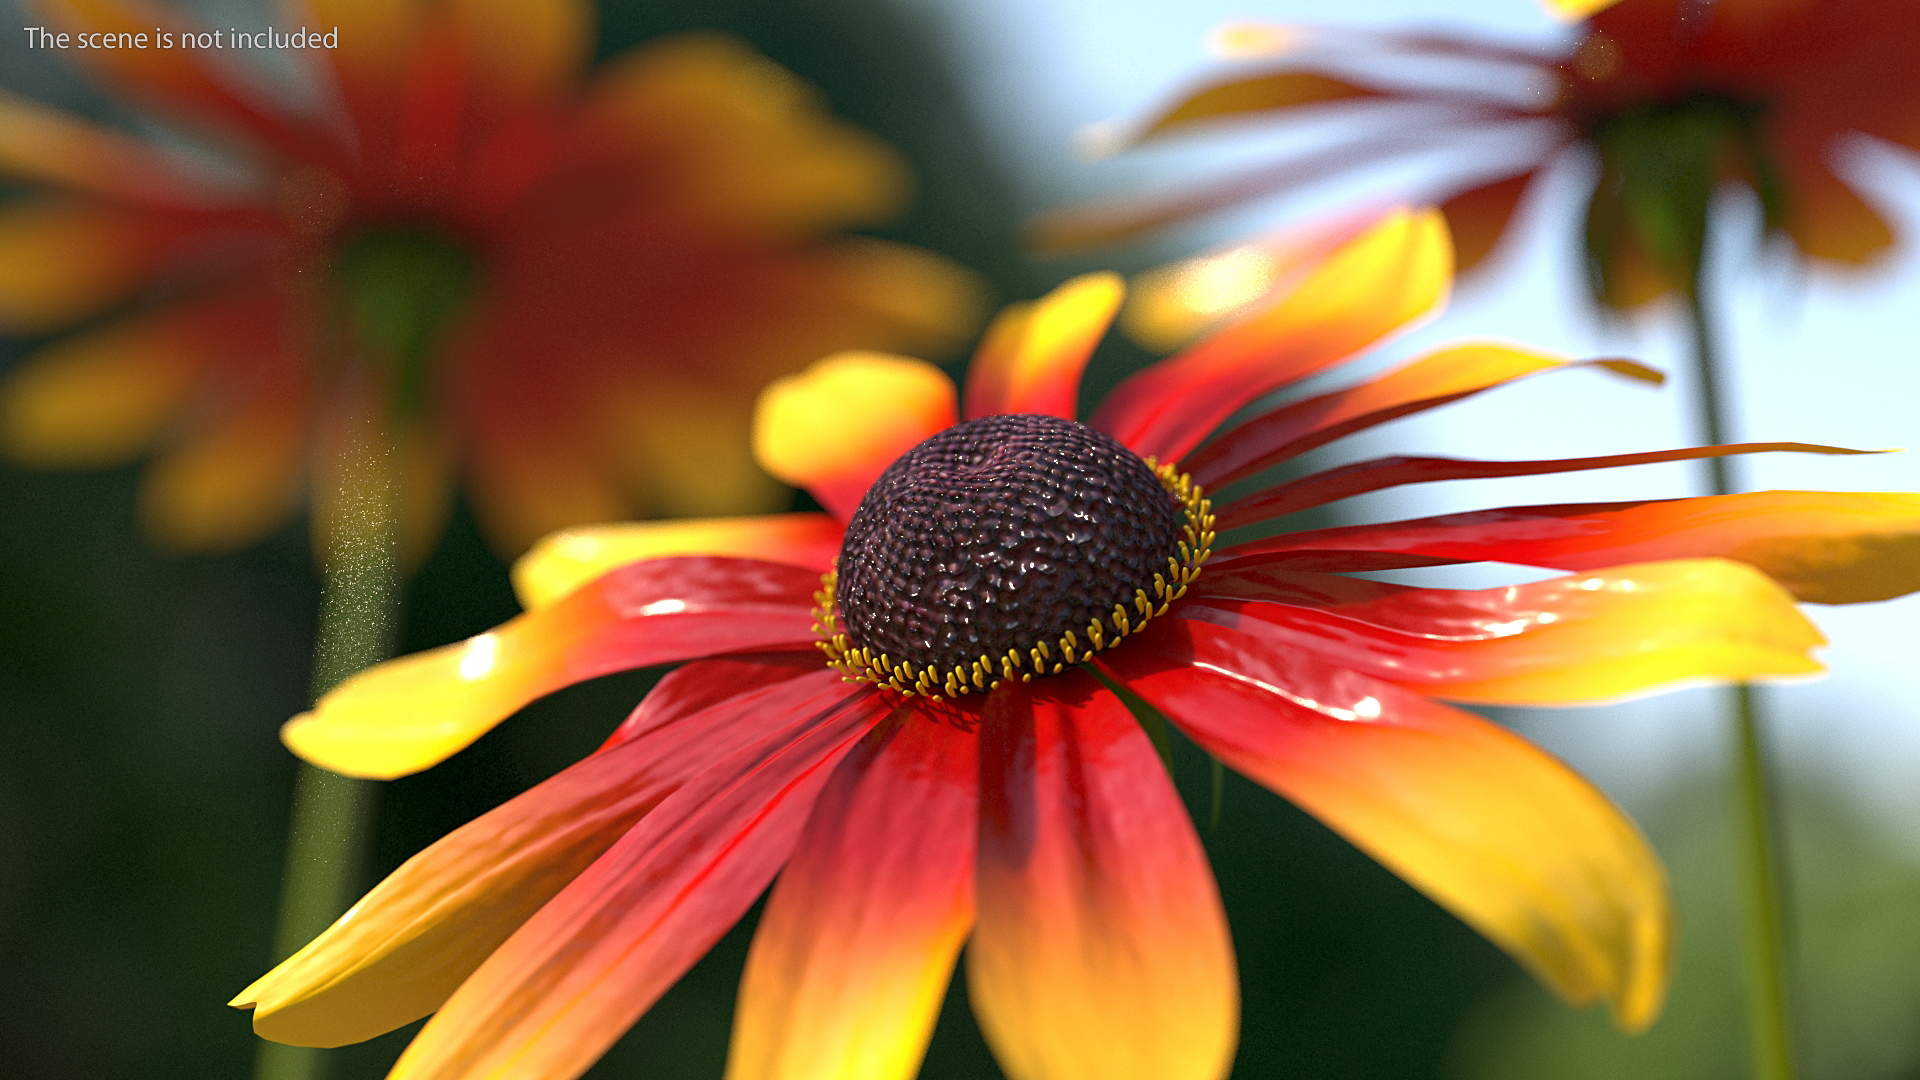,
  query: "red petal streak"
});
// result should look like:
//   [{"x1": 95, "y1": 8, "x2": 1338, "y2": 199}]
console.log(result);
[
  {"x1": 388, "y1": 685, "x2": 892, "y2": 1080},
  {"x1": 1218, "y1": 442, "x2": 1868, "y2": 530},
  {"x1": 968, "y1": 675, "x2": 1238, "y2": 1080},
  {"x1": 1184, "y1": 345, "x2": 1660, "y2": 490},
  {"x1": 1097, "y1": 618, "x2": 1669, "y2": 1031},
  {"x1": 1220, "y1": 491, "x2": 1920, "y2": 603},
  {"x1": 236, "y1": 662, "x2": 847, "y2": 1046},
  {"x1": 726, "y1": 711, "x2": 979, "y2": 1080},
  {"x1": 598, "y1": 651, "x2": 828, "y2": 751}
]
